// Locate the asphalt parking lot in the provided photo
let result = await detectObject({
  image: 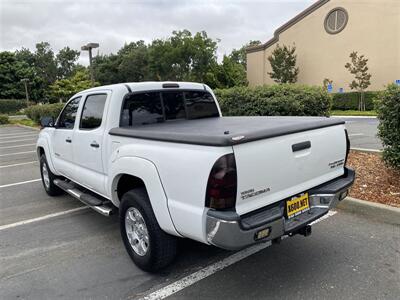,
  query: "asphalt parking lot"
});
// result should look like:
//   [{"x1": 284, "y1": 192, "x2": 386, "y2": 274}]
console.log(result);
[
  {"x1": 0, "y1": 123, "x2": 398, "y2": 300},
  {"x1": 337, "y1": 117, "x2": 382, "y2": 151}
]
